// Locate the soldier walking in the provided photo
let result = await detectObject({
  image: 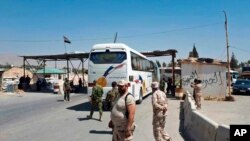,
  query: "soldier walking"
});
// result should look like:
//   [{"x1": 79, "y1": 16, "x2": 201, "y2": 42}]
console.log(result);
[
  {"x1": 63, "y1": 78, "x2": 71, "y2": 101},
  {"x1": 105, "y1": 81, "x2": 119, "y2": 110},
  {"x1": 151, "y1": 81, "x2": 172, "y2": 141},
  {"x1": 108, "y1": 80, "x2": 136, "y2": 141},
  {"x1": 87, "y1": 80, "x2": 104, "y2": 121}
]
